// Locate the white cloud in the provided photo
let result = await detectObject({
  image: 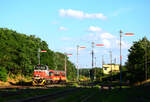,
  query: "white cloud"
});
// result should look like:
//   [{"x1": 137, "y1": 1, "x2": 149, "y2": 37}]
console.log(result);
[
  {"x1": 84, "y1": 32, "x2": 115, "y2": 43},
  {"x1": 82, "y1": 31, "x2": 121, "y2": 49},
  {"x1": 102, "y1": 39, "x2": 111, "y2": 48},
  {"x1": 88, "y1": 26, "x2": 102, "y2": 32},
  {"x1": 59, "y1": 9, "x2": 107, "y2": 20},
  {"x1": 100, "y1": 33, "x2": 115, "y2": 39},
  {"x1": 71, "y1": 26, "x2": 130, "y2": 50},
  {"x1": 59, "y1": 26, "x2": 68, "y2": 31}
]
